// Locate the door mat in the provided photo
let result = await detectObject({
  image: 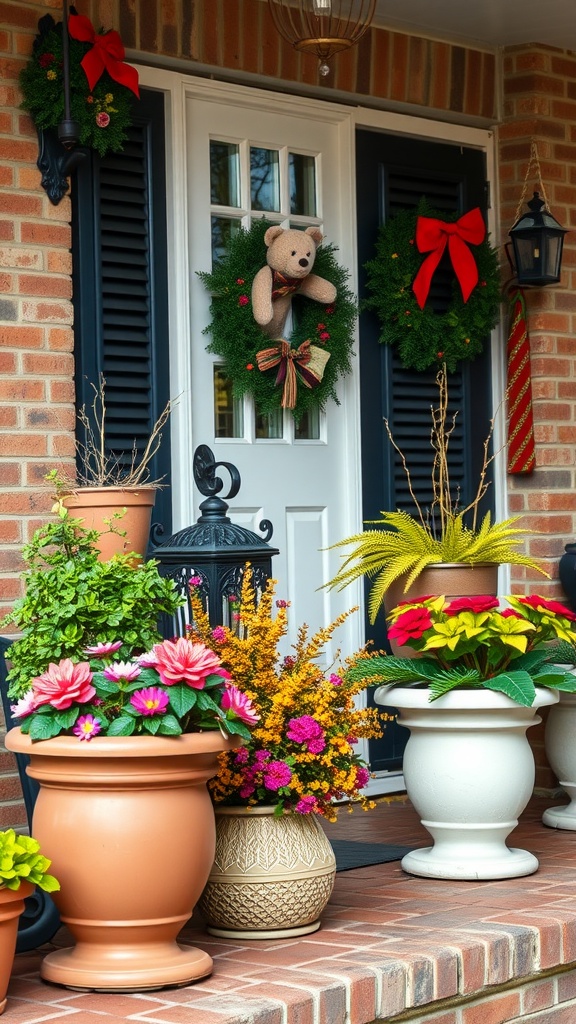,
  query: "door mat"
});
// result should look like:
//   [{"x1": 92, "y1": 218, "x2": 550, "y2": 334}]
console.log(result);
[{"x1": 330, "y1": 840, "x2": 414, "y2": 872}]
